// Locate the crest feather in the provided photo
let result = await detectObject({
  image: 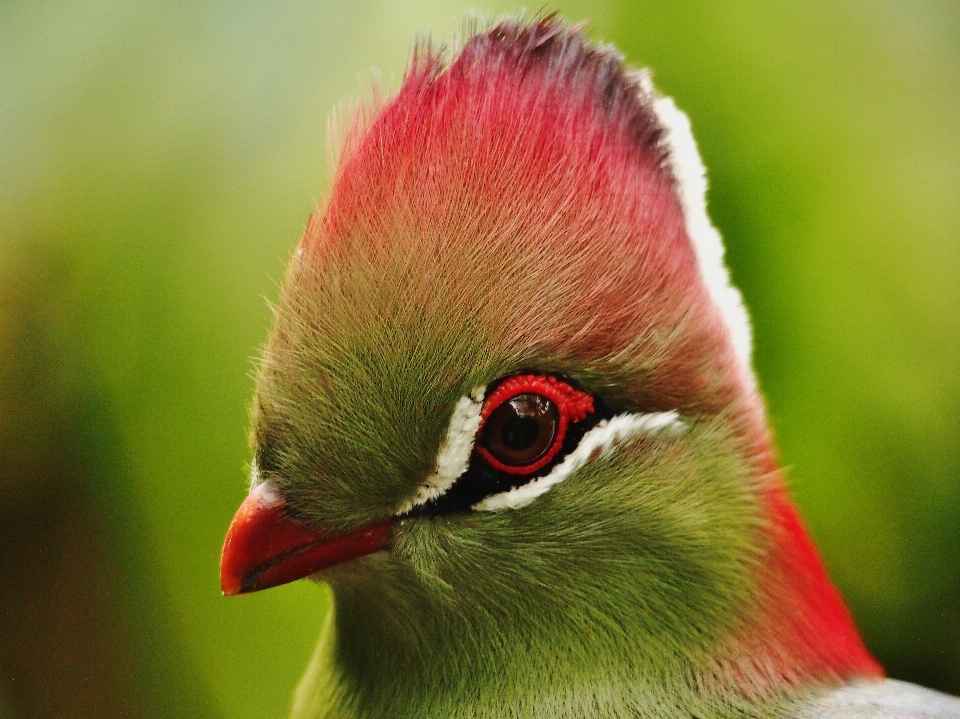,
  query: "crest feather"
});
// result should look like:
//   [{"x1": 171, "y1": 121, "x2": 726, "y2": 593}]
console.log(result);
[{"x1": 304, "y1": 14, "x2": 754, "y2": 418}]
